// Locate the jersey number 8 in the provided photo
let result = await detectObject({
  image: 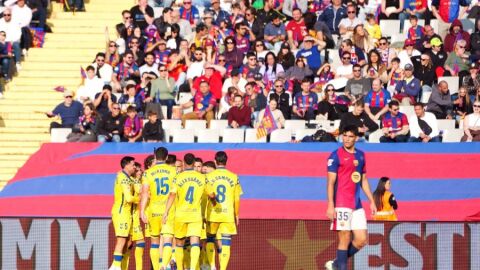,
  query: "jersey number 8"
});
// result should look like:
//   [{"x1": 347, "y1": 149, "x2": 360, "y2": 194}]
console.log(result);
[
  {"x1": 155, "y1": 177, "x2": 169, "y2": 195},
  {"x1": 216, "y1": 185, "x2": 226, "y2": 203}
]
